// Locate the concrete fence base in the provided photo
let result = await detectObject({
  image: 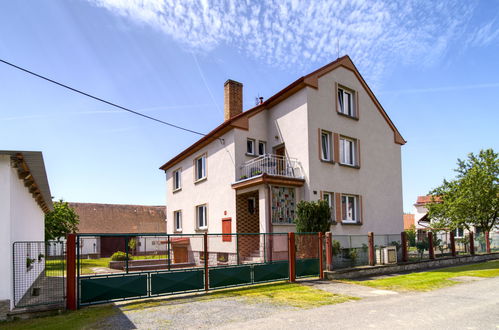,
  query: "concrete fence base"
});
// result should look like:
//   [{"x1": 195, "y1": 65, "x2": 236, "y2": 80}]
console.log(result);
[{"x1": 324, "y1": 253, "x2": 499, "y2": 280}]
